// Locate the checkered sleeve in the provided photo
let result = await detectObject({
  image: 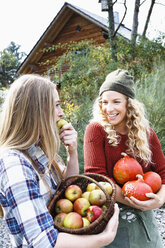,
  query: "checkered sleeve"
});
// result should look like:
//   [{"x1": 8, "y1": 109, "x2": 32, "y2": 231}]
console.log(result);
[{"x1": 1, "y1": 151, "x2": 59, "y2": 247}]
